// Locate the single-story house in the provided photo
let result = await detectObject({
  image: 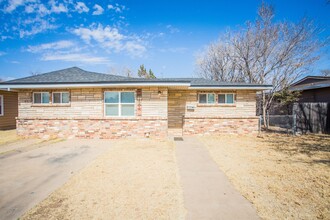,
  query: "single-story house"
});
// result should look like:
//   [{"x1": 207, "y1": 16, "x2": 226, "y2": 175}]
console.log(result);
[
  {"x1": 0, "y1": 67, "x2": 271, "y2": 139},
  {"x1": 0, "y1": 90, "x2": 18, "y2": 130},
  {"x1": 289, "y1": 76, "x2": 330, "y2": 102}
]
